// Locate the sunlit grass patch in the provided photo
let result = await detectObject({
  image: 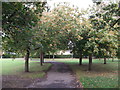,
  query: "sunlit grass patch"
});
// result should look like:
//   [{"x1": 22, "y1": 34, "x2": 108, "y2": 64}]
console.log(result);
[
  {"x1": 1, "y1": 59, "x2": 24, "y2": 75},
  {"x1": 1, "y1": 59, "x2": 52, "y2": 79}
]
